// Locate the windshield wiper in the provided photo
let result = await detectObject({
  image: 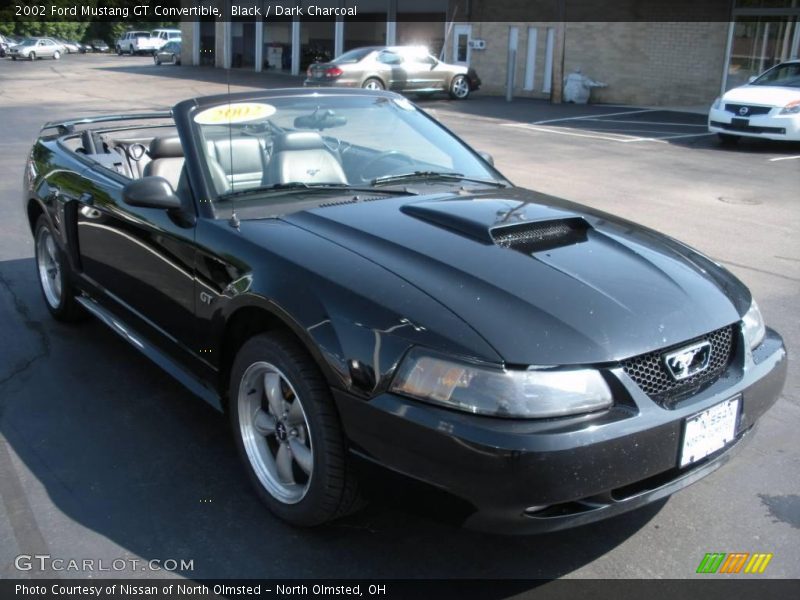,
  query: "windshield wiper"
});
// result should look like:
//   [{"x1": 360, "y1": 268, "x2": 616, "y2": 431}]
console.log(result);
[
  {"x1": 371, "y1": 171, "x2": 507, "y2": 187},
  {"x1": 217, "y1": 182, "x2": 417, "y2": 201}
]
